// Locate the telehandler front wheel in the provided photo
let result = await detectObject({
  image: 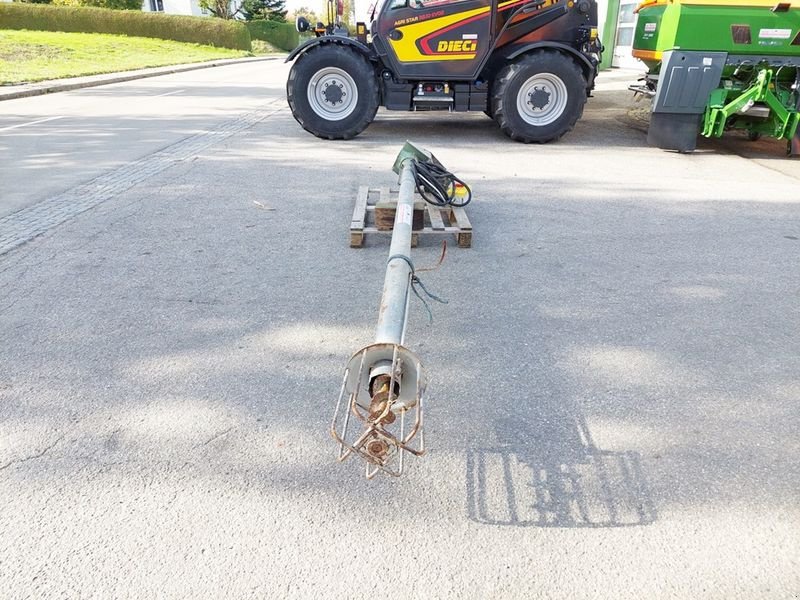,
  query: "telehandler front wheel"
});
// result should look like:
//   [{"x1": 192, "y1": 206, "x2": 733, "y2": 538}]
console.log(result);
[
  {"x1": 287, "y1": 44, "x2": 379, "y2": 140},
  {"x1": 492, "y1": 50, "x2": 586, "y2": 143}
]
